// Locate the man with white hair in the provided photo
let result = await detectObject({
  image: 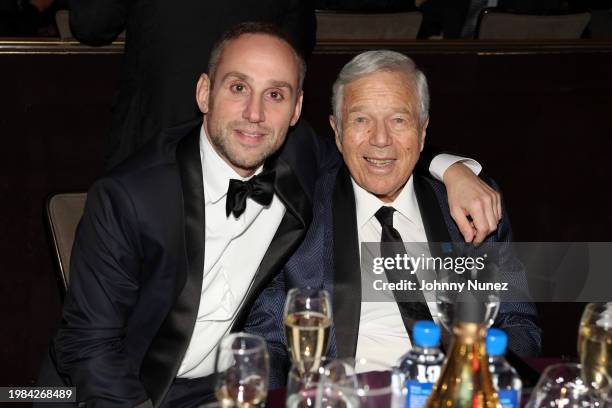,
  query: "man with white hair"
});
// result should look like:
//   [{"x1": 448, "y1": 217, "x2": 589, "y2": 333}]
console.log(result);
[
  {"x1": 246, "y1": 50, "x2": 541, "y2": 386},
  {"x1": 39, "y1": 23, "x2": 504, "y2": 405}
]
